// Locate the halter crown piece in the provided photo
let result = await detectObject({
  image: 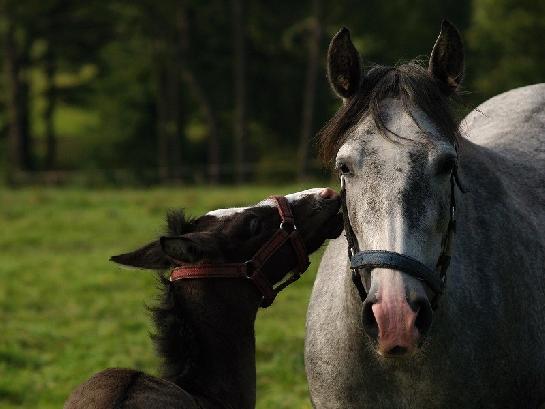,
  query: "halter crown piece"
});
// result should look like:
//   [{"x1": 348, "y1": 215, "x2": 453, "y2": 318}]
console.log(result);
[
  {"x1": 340, "y1": 165, "x2": 463, "y2": 310},
  {"x1": 169, "y1": 196, "x2": 310, "y2": 308}
]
